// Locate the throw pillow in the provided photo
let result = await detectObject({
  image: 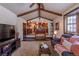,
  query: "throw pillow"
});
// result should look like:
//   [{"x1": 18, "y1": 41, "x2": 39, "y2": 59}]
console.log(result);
[{"x1": 62, "y1": 40, "x2": 72, "y2": 51}]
